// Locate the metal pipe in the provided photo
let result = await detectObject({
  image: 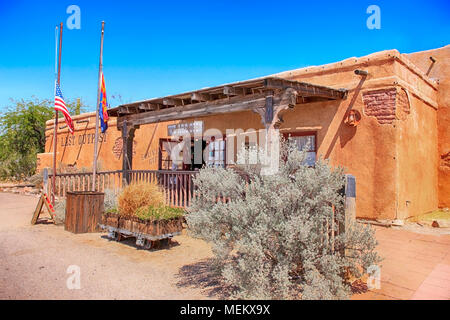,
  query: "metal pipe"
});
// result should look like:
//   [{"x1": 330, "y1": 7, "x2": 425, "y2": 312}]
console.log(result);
[
  {"x1": 92, "y1": 21, "x2": 105, "y2": 191},
  {"x1": 52, "y1": 22, "x2": 63, "y2": 205},
  {"x1": 354, "y1": 69, "x2": 368, "y2": 76}
]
